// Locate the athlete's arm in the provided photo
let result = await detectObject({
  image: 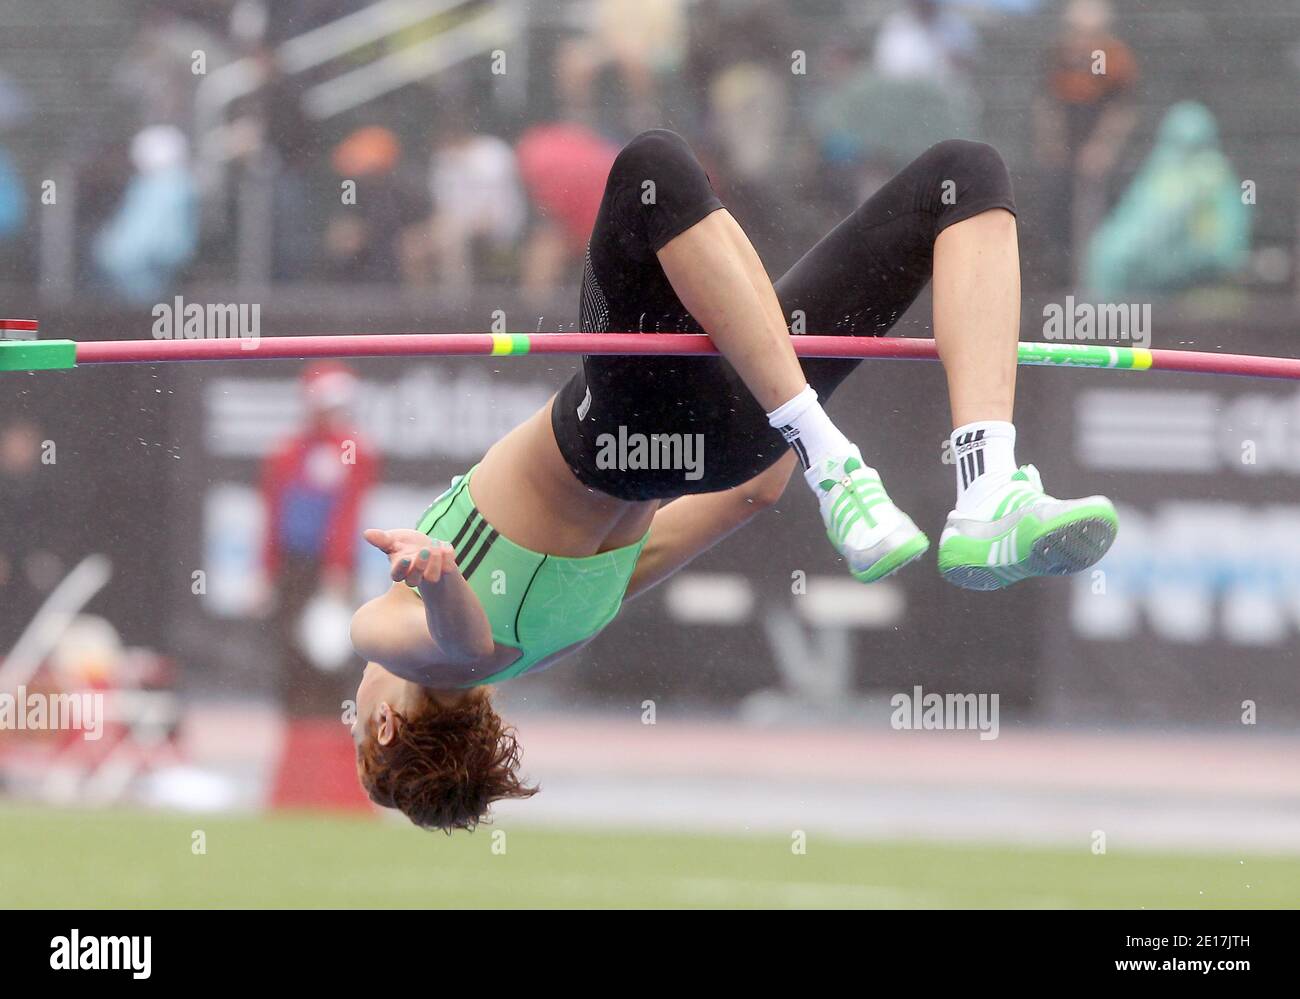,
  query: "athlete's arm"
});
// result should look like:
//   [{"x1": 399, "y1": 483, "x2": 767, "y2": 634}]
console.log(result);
[
  {"x1": 624, "y1": 451, "x2": 797, "y2": 600},
  {"x1": 350, "y1": 529, "x2": 497, "y2": 684}
]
